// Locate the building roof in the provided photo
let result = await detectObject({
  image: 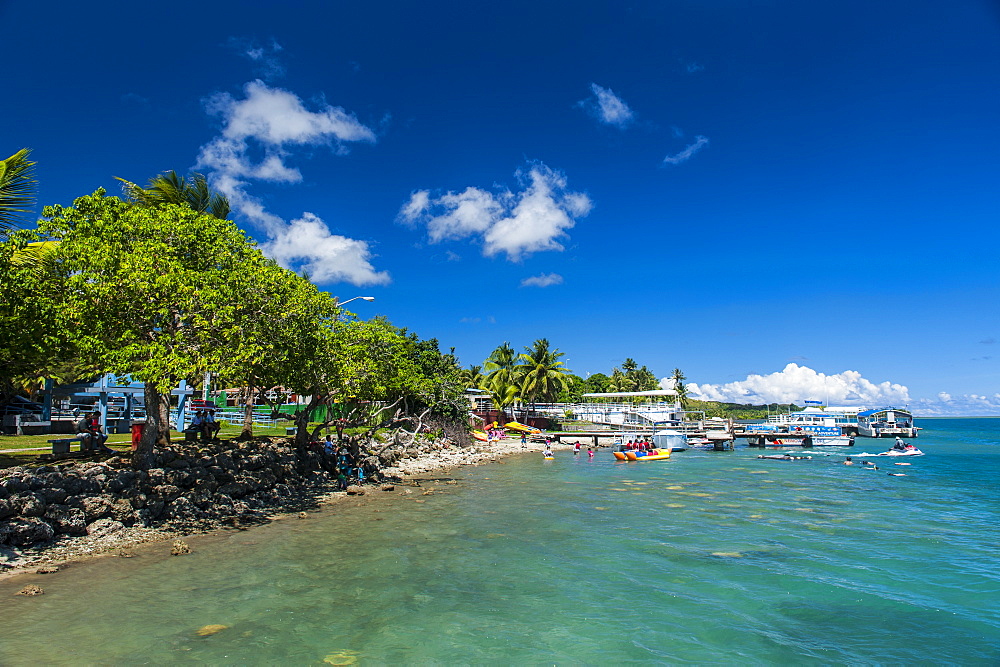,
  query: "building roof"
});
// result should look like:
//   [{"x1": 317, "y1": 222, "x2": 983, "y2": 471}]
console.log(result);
[{"x1": 582, "y1": 390, "x2": 678, "y2": 398}]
